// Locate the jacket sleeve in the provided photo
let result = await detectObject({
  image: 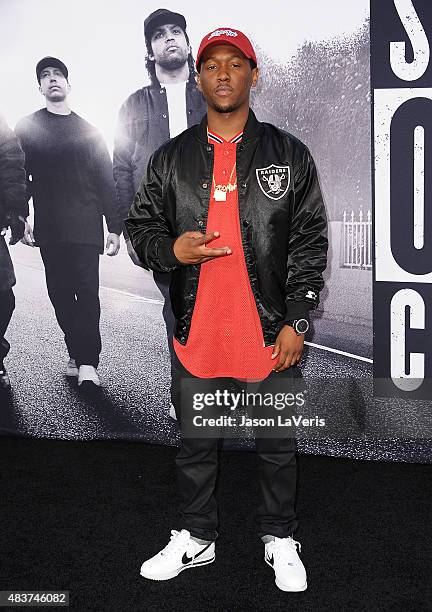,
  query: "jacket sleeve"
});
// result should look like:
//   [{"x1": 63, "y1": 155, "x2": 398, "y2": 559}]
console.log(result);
[
  {"x1": 125, "y1": 147, "x2": 182, "y2": 273},
  {"x1": 113, "y1": 100, "x2": 137, "y2": 234},
  {"x1": 0, "y1": 116, "x2": 28, "y2": 221},
  {"x1": 14, "y1": 118, "x2": 33, "y2": 204},
  {"x1": 285, "y1": 146, "x2": 328, "y2": 321},
  {"x1": 92, "y1": 132, "x2": 122, "y2": 235}
]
